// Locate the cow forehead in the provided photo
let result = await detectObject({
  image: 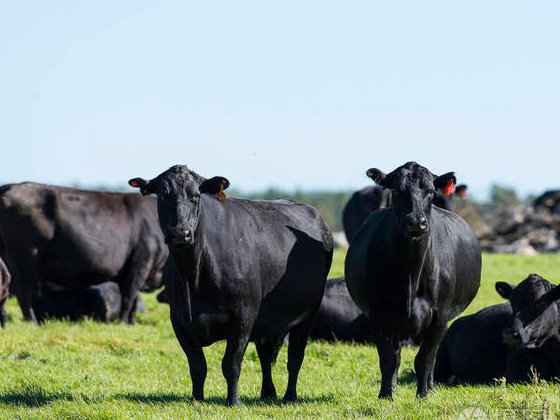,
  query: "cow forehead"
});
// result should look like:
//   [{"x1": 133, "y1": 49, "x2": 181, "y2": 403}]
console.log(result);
[
  {"x1": 387, "y1": 164, "x2": 435, "y2": 191},
  {"x1": 512, "y1": 276, "x2": 552, "y2": 303},
  {"x1": 152, "y1": 166, "x2": 200, "y2": 192}
]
